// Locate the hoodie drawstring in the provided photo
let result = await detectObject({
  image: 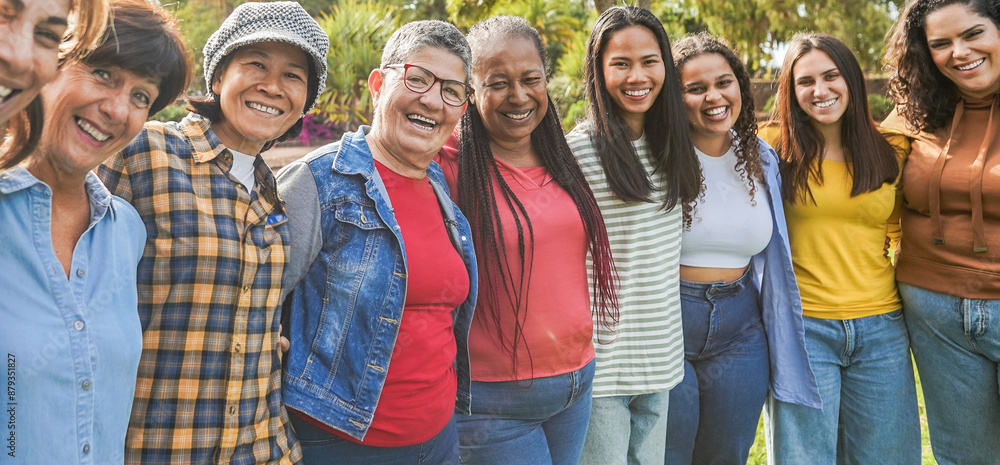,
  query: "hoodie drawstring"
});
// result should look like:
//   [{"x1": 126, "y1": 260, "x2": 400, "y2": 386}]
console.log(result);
[{"x1": 928, "y1": 95, "x2": 998, "y2": 253}]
